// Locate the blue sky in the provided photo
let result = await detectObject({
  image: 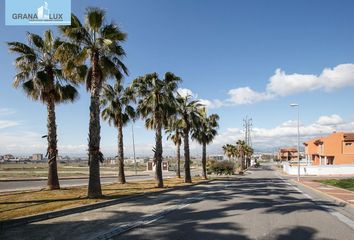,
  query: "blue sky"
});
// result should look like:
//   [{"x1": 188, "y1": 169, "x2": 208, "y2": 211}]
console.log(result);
[{"x1": 1, "y1": 0, "x2": 354, "y2": 156}]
